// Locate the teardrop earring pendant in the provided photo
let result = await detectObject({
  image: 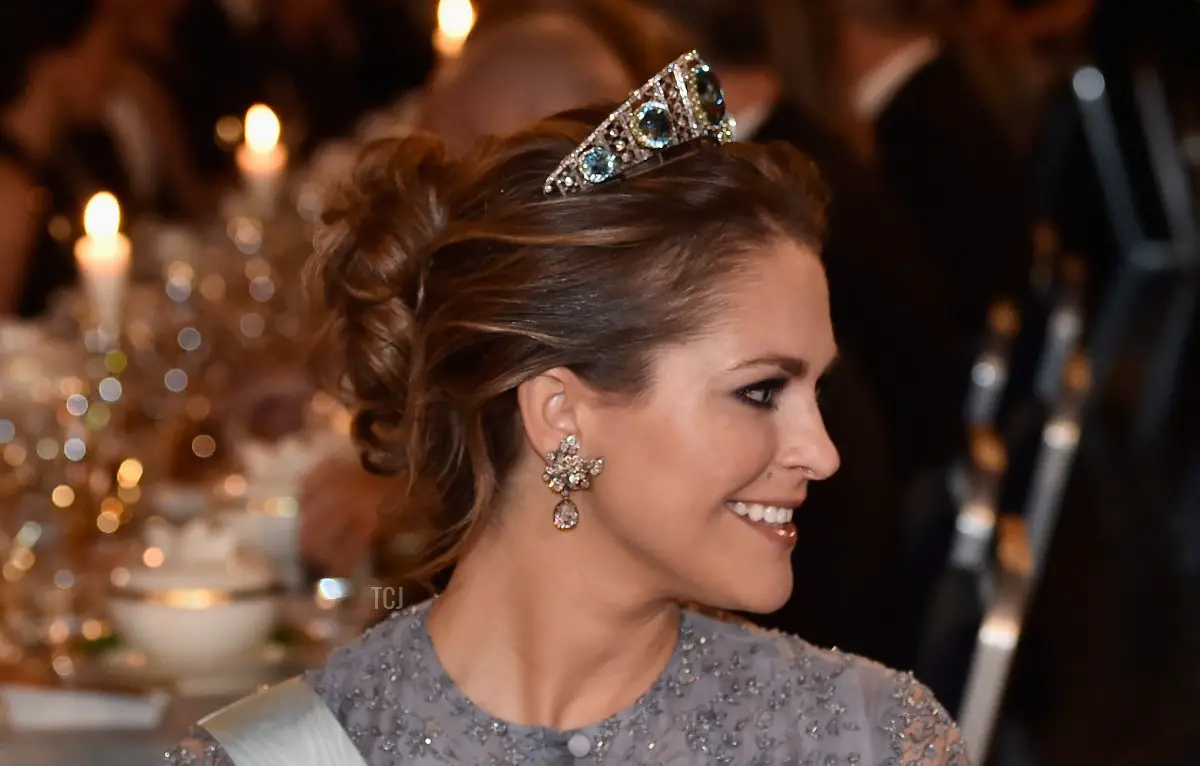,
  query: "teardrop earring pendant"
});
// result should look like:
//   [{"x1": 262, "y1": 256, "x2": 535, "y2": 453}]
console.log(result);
[{"x1": 542, "y1": 434, "x2": 604, "y2": 530}]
